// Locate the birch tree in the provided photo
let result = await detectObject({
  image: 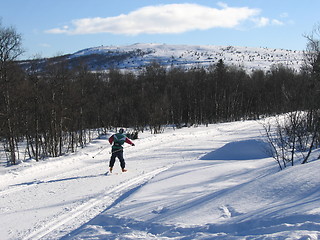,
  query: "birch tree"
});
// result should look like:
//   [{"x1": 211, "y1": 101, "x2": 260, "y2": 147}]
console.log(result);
[{"x1": 0, "y1": 22, "x2": 24, "y2": 164}]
